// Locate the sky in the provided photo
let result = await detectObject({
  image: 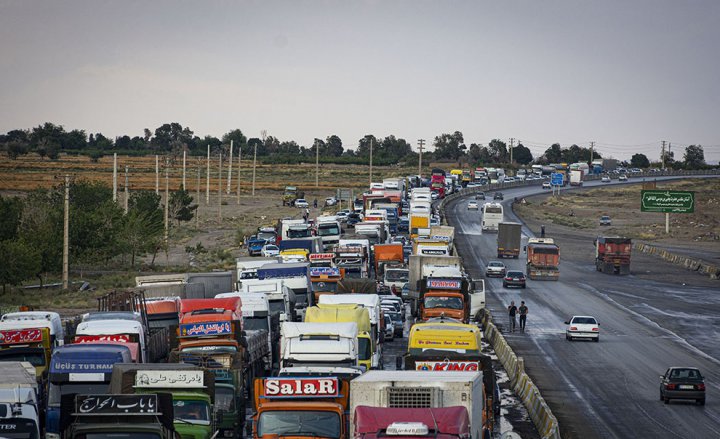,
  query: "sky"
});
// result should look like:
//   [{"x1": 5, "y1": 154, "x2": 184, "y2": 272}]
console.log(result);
[{"x1": 1, "y1": 0, "x2": 719, "y2": 163}]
